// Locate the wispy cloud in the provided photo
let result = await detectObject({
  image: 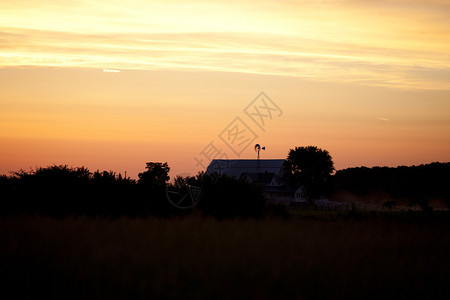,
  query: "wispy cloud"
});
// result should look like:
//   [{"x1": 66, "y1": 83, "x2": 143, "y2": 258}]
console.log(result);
[
  {"x1": 0, "y1": 0, "x2": 449, "y2": 89},
  {"x1": 377, "y1": 117, "x2": 390, "y2": 121},
  {"x1": 103, "y1": 68, "x2": 120, "y2": 73}
]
